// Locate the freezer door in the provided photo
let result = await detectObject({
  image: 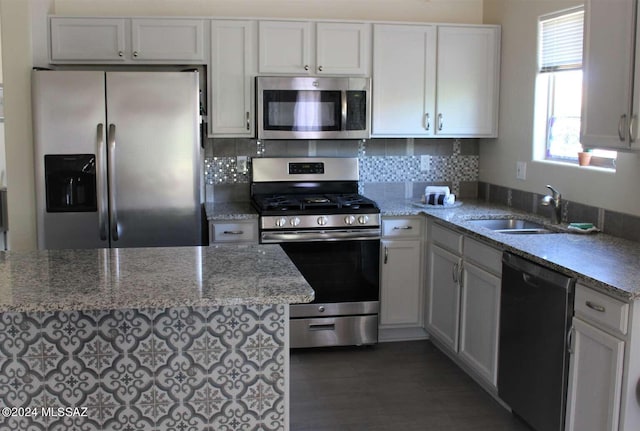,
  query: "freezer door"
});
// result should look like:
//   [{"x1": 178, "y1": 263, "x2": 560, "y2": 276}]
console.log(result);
[
  {"x1": 105, "y1": 71, "x2": 202, "y2": 248},
  {"x1": 32, "y1": 70, "x2": 110, "y2": 250}
]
